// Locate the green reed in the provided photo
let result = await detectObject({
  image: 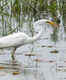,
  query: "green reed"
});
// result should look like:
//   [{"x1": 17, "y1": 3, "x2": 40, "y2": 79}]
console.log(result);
[{"x1": 0, "y1": 0, "x2": 62, "y2": 43}]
